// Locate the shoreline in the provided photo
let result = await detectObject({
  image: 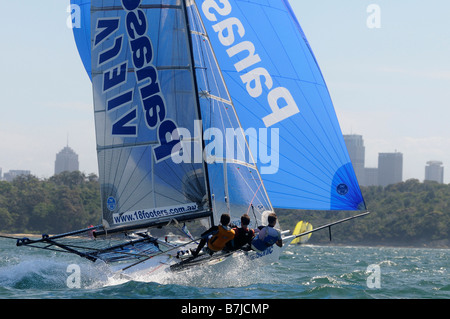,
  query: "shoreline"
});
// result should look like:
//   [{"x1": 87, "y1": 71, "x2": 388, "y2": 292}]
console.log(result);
[
  {"x1": 311, "y1": 239, "x2": 450, "y2": 249},
  {"x1": 308, "y1": 242, "x2": 450, "y2": 250},
  {"x1": 0, "y1": 233, "x2": 42, "y2": 240}
]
